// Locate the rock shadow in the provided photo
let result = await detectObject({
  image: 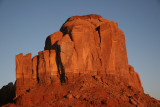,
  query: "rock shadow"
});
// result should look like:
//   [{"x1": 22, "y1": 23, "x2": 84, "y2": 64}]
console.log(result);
[
  {"x1": 0, "y1": 82, "x2": 16, "y2": 106},
  {"x1": 44, "y1": 36, "x2": 66, "y2": 83},
  {"x1": 51, "y1": 42, "x2": 66, "y2": 83},
  {"x1": 44, "y1": 36, "x2": 52, "y2": 50}
]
